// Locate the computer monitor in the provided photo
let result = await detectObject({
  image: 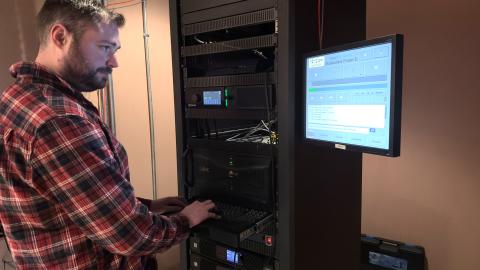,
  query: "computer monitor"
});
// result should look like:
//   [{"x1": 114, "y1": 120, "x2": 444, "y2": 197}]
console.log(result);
[{"x1": 304, "y1": 34, "x2": 403, "y2": 157}]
